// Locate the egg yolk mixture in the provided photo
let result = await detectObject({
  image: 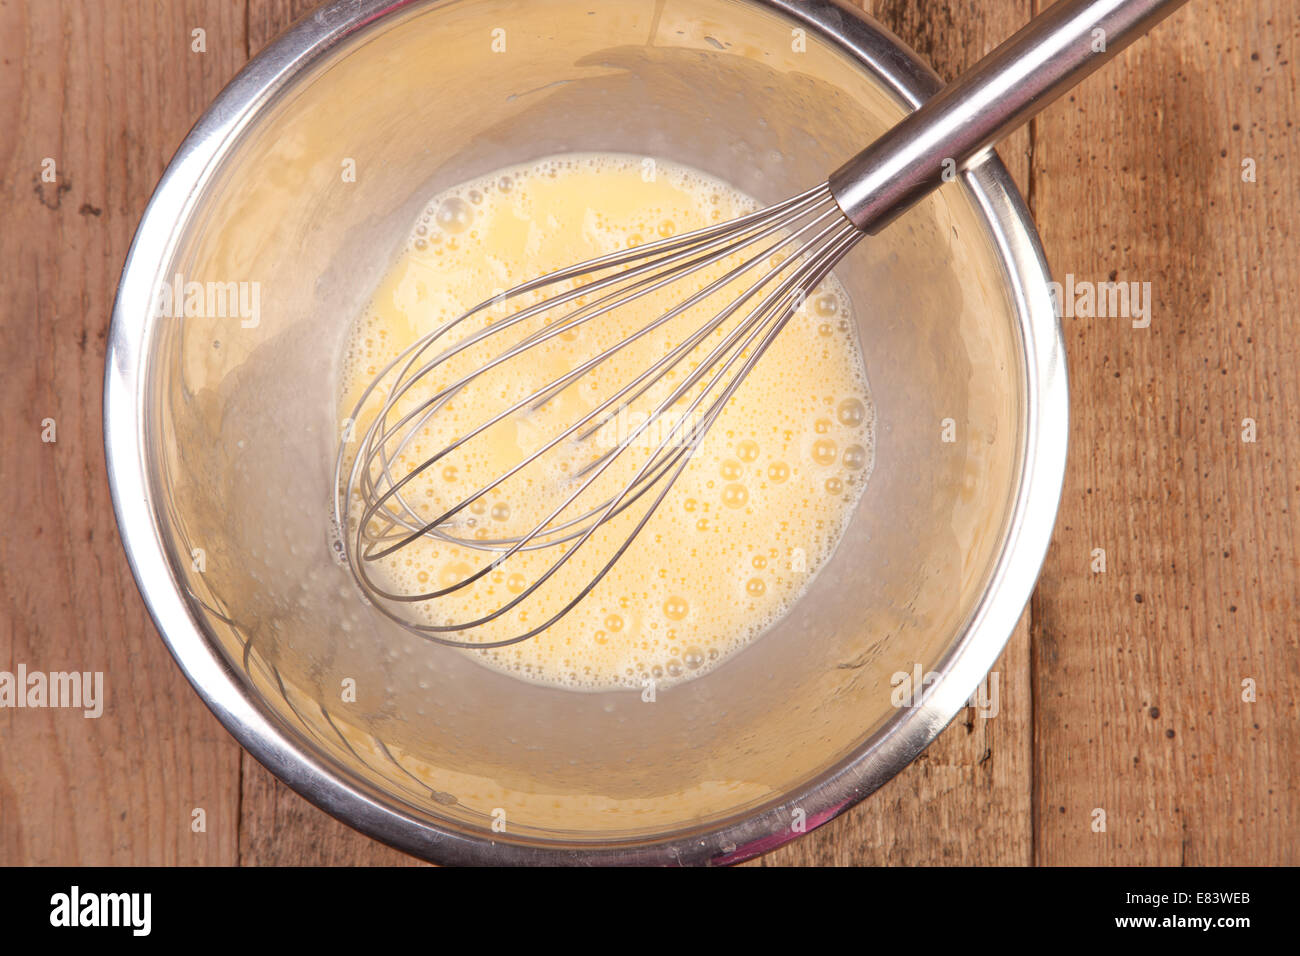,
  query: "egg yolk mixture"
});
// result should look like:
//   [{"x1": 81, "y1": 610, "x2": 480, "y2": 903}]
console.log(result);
[{"x1": 338, "y1": 153, "x2": 874, "y2": 691}]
